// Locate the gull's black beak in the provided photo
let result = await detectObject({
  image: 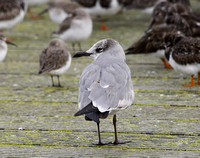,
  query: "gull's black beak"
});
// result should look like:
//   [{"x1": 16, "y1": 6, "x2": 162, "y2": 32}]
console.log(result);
[
  {"x1": 6, "y1": 40, "x2": 17, "y2": 47},
  {"x1": 73, "y1": 51, "x2": 92, "y2": 58},
  {"x1": 38, "y1": 8, "x2": 49, "y2": 16}
]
